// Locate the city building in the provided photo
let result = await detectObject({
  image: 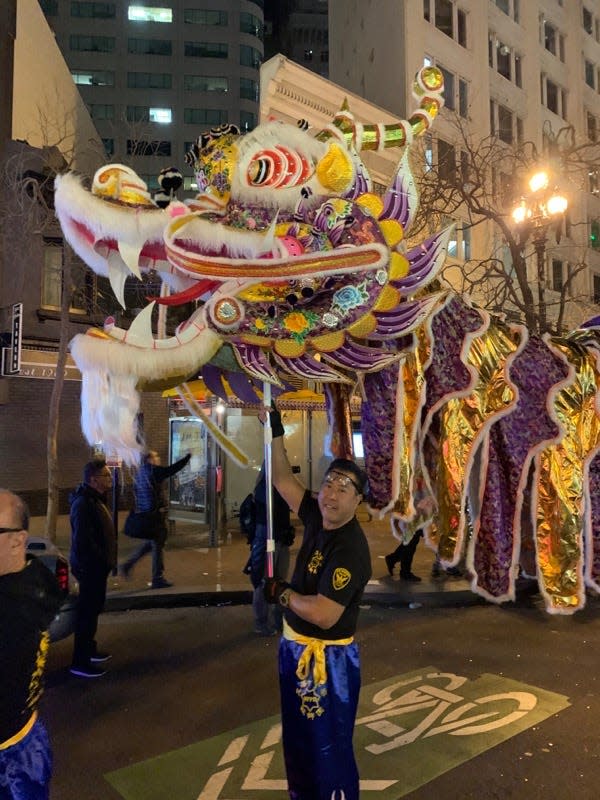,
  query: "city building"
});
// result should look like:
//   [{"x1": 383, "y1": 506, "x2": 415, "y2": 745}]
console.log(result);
[
  {"x1": 41, "y1": 0, "x2": 264, "y2": 195},
  {"x1": 328, "y1": 0, "x2": 600, "y2": 330}
]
